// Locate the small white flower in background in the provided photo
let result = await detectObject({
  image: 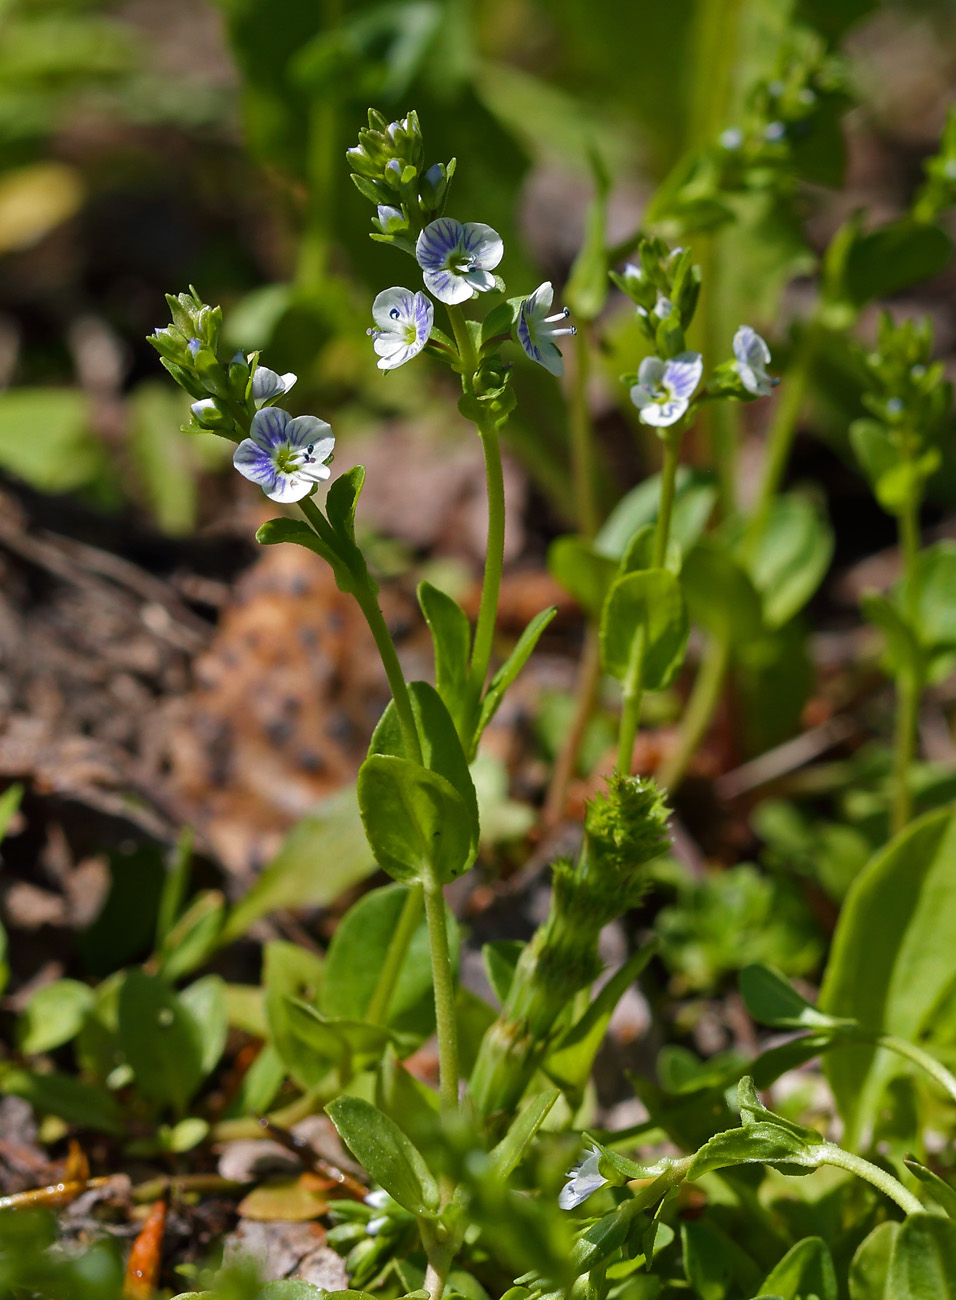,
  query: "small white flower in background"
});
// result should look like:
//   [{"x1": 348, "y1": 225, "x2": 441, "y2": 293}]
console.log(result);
[
  {"x1": 251, "y1": 365, "x2": 297, "y2": 405},
  {"x1": 558, "y1": 1145, "x2": 609, "y2": 1210},
  {"x1": 516, "y1": 282, "x2": 576, "y2": 377},
  {"x1": 630, "y1": 352, "x2": 703, "y2": 427},
  {"x1": 368, "y1": 287, "x2": 434, "y2": 370},
  {"x1": 733, "y1": 325, "x2": 775, "y2": 397},
  {"x1": 233, "y1": 407, "x2": 334, "y2": 504},
  {"x1": 415, "y1": 217, "x2": 503, "y2": 304},
  {"x1": 364, "y1": 1187, "x2": 396, "y2": 1234},
  {"x1": 719, "y1": 127, "x2": 743, "y2": 150}
]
